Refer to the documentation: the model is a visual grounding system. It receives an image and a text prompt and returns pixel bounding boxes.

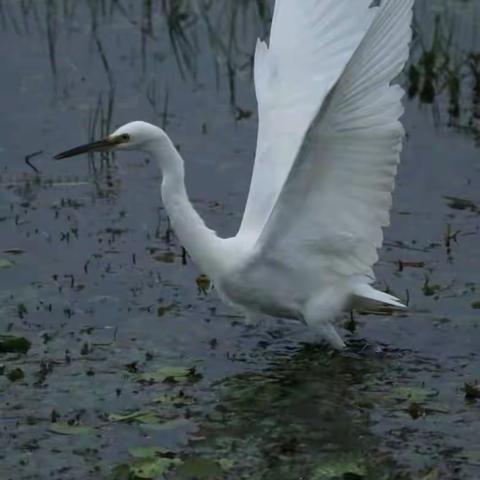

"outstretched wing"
[249,0,414,281]
[237,0,377,240]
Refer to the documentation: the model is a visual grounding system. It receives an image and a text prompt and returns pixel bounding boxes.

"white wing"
[237,0,378,240]
[246,0,413,282]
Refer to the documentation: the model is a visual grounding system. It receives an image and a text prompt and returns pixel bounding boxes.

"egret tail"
[352,283,406,309]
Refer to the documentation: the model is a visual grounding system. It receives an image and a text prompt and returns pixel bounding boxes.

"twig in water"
[25,150,43,173]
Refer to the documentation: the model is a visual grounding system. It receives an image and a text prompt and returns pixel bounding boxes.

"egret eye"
[121,134,130,142]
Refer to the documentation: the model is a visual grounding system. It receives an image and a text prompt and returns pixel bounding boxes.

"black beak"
[54,138,114,160]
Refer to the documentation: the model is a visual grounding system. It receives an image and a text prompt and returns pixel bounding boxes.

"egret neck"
[147,134,225,276]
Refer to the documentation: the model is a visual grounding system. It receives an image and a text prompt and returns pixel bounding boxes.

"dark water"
[0,1,479,479]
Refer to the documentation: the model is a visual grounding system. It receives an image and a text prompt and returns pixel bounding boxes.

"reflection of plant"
[5,0,480,142]
[406,3,480,144]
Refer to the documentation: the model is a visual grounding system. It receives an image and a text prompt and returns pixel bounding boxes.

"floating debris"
[444,196,478,212]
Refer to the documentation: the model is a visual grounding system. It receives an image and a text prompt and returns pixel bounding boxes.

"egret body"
[56,0,414,349]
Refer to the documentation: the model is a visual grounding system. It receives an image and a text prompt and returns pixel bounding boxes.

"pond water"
[0,1,479,479]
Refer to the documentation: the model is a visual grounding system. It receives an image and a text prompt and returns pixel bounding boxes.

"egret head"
[55,121,167,159]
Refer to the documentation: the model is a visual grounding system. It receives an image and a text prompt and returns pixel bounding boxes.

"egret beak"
[55,137,118,160]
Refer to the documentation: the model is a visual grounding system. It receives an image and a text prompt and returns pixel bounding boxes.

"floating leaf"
[391,386,438,403]
[471,302,480,310]
[0,335,31,354]
[111,464,130,480]
[312,453,366,480]
[444,196,478,212]
[422,277,442,296]
[420,467,440,480]
[49,423,94,435]
[7,368,24,382]
[153,392,195,407]
[176,458,223,479]
[131,457,182,479]
[140,366,198,383]
[0,258,14,269]
[128,446,171,459]
[154,252,176,264]
[109,410,160,424]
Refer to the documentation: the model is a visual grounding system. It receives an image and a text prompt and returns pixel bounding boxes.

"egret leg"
[303,290,349,350]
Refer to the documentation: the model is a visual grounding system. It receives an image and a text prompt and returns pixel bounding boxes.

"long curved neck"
[150,136,223,276]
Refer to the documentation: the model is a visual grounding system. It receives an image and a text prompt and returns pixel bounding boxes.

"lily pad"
[312,453,366,480]
[0,335,31,354]
[0,258,14,269]
[175,458,223,479]
[131,457,182,479]
[391,386,438,403]
[49,423,94,435]
[129,446,172,459]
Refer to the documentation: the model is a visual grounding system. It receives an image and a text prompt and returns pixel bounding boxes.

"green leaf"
[109,410,160,424]
[471,301,480,309]
[129,447,171,459]
[110,464,130,480]
[0,335,31,354]
[140,366,195,383]
[175,458,223,479]
[153,393,195,406]
[391,386,438,403]
[49,423,94,435]
[0,258,14,269]
[312,453,366,480]
[131,457,182,479]
[420,467,440,480]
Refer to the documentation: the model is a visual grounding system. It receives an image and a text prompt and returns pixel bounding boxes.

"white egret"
[56,0,414,349]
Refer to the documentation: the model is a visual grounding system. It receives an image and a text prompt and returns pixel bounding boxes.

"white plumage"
[56,0,414,349]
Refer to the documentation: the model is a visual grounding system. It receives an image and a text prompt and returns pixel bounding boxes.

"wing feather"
[250,0,414,282]
[238,0,377,240]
